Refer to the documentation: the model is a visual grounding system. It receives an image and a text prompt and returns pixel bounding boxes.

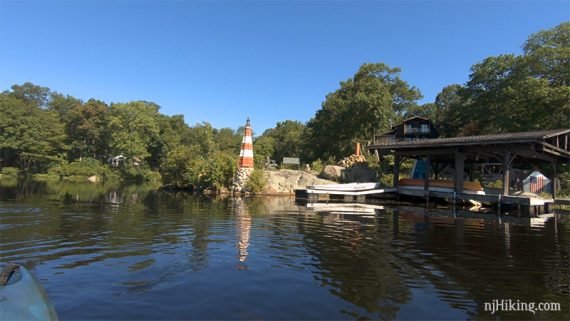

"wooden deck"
[295,184,556,215]
[396,188,553,207]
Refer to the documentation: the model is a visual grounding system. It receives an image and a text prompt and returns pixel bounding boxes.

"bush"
[202,151,237,190]
[379,173,394,187]
[539,192,553,199]
[120,164,161,183]
[1,167,20,176]
[48,158,109,179]
[246,169,268,193]
[486,179,503,189]
[310,159,324,174]
[161,145,200,189]
[161,147,236,190]
[324,156,337,165]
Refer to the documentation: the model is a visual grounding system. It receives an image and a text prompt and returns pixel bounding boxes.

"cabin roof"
[401,116,430,123]
[388,116,431,130]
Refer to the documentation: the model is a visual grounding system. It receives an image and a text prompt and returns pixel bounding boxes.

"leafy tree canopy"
[304,62,421,161]
[434,22,569,136]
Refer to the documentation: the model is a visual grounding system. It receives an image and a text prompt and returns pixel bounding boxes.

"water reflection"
[389,206,569,319]
[0,180,568,320]
[296,207,412,319]
[232,197,251,268]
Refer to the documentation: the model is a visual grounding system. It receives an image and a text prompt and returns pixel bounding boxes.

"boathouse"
[369,123,570,199]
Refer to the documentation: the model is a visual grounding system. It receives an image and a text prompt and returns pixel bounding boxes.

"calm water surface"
[0,179,568,320]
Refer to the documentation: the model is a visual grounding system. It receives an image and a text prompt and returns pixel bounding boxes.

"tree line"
[254,22,569,166]
[1,22,568,190]
[0,83,244,188]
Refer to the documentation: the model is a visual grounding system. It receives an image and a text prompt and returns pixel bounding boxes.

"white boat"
[307,182,381,191]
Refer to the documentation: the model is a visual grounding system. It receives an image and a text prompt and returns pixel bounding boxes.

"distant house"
[109,154,127,167]
[108,154,143,167]
[375,116,439,145]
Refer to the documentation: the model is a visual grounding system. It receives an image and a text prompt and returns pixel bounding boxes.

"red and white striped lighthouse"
[238,118,254,168]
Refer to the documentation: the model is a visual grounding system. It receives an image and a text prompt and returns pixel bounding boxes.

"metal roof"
[370,129,570,149]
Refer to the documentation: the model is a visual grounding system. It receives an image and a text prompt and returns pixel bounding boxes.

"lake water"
[0,179,568,320]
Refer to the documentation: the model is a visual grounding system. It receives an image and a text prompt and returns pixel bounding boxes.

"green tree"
[67,99,110,160]
[214,127,242,154]
[253,134,275,167]
[304,63,421,161]
[149,114,192,169]
[188,122,217,155]
[523,22,570,86]
[432,84,469,137]
[257,120,305,163]
[48,92,83,123]
[403,103,439,121]
[7,82,50,108]
[0,92,67,171]
[436,22,570,136]
[161,145,201,189]
[107,101,161,160]
[201,150,237,190]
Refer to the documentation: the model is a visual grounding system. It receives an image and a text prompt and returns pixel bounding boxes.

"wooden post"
[424,155,431,192]
[434,162,439,180]
[425,155,431,207]
[393,154,401,188]
[454,150,465,193]
[374,150,380,162]
[503,152,511,196]
[552,162,558,199]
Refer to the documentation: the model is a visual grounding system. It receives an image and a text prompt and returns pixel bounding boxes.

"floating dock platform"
[295,183,557,215]
[295,183,396,203]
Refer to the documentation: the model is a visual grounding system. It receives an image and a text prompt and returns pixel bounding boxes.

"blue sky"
[1,1,568,133]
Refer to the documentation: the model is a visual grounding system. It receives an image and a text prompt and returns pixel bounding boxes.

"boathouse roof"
[376,129,569,148]
[370,128,570,162]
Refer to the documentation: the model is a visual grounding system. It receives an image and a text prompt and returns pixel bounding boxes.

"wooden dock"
[295,185,557,215]
[395,188,553,206]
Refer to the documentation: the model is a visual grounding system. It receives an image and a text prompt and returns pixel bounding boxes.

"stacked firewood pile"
[337,154,367,168]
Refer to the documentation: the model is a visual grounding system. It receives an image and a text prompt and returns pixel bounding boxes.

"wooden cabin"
[375,116,439,145]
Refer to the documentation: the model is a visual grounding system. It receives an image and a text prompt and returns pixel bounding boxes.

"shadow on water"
[0,179,568,320]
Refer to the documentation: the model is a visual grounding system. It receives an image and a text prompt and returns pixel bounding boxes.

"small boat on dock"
[296,182,395,203]
[307,182,381,192]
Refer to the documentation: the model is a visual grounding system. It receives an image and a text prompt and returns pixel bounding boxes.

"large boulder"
[263,170,335,194]
[342,164,378,183]
[321,165,344,181]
